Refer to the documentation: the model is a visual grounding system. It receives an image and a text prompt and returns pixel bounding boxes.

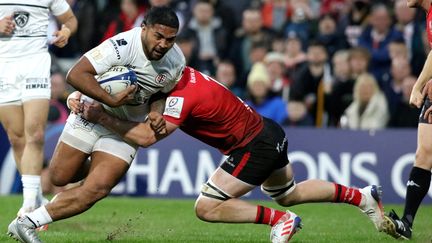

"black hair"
[142,6,179,29]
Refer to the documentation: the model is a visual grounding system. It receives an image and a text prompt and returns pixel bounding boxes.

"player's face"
[142,24,177,60]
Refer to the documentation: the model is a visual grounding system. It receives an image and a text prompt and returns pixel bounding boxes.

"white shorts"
[0,52,51,105]
[59,113,138,164]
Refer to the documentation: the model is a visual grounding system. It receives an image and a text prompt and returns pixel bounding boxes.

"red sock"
[333,183,362,206]
[254,205,286,226]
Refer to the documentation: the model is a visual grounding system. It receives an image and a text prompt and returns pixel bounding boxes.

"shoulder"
[165,44,186,67]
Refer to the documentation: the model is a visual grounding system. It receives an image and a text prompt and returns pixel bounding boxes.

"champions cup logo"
[13,11,30,27]
[155,73,168,84]
[168,98,178,107]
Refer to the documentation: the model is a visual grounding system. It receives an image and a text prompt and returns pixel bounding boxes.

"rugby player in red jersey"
[79,67,385,242]
[382,0,432,240]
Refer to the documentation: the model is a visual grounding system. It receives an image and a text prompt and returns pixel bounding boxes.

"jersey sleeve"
[83,36,130,74]
[50,0,70,16]
[163,93,194,125]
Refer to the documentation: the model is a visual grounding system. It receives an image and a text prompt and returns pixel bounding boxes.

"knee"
[50,171,68,187]
[7,131,25,151]
[25,127,45,146]
[415,145,432,168]
[194,198,215,222]
[49,164,69,186]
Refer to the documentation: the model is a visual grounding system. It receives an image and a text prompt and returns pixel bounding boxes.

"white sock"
[25,206,53,227]
[21,175,40,209]
[37,184,46,204]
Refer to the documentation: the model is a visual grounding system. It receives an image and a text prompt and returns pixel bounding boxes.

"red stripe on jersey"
[232,152,251,177]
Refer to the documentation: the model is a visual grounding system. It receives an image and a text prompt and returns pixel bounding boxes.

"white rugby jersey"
[0,0,70,59]
[84,27,186,122]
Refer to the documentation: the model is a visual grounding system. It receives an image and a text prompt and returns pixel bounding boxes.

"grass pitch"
[0,195,431,242]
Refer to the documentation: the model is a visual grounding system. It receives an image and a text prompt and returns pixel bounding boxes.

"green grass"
[0,195,431,242]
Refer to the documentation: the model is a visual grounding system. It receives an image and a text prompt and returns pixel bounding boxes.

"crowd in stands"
[48,0,426,130]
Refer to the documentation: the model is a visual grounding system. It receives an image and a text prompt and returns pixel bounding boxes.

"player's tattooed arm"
[82,102,169,147]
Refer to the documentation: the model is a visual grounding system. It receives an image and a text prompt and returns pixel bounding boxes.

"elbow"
[66,68,78,87]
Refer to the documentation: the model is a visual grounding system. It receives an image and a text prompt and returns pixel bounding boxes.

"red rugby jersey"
[427,6,432,47]
[163,67,264,154]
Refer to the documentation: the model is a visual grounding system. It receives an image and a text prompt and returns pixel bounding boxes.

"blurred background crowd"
[48,0,426,130]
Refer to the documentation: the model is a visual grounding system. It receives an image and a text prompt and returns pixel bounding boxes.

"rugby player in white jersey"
[7,6,185,243]
[0,0,77,218]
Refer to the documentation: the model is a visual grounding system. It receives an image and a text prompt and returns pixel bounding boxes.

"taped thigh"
[261,178,296,200]
[200,179,233,201]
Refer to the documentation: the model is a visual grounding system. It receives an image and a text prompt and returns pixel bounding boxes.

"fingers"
[69,99,82,113]
[0,16,15,35]
[424,106,432,123]
[148,111,166,134]
[51,30,69,47]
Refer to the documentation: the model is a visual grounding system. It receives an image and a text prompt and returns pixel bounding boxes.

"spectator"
[327,50,354,126]
[349,47,370,80]
[339,0,371,47]
[215,60,243,98]
[394,0,426,76]
[384,57,412,117]
[388,76,421,128]
[388,39,409,60]
[316,14,349,58]
[264,52,291,101]
[284,0,314,44]
[48,72,70,125]
[182,0,228,75]
[229,8,275,86]
[245,63,288,124]
[358,4,404,87]
[283,101,314,126]
[261,0,290,33]
[342,73,389,130]
[101,0,146,41]
[283,34,307,77]
[289,41,331,127]
[176,31,199,67]
[320,0,349,18]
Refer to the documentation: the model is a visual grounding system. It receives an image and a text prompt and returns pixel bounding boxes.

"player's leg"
[0,60,25,169]
[402,123,432,226]
[7,151,130,242]
[17,52,52,215]
[14,99,50,215]
[0,104,25,170]
[195,118,301,242]
[49,141,90,186]
[383,100,432,240]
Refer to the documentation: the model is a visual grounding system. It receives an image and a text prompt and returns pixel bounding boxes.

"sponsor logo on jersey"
[109,39,121,60]
[164,96,184,118]
[14,11,29,28]
[155,73,168,84]
[25,78,49,89]
[116,39,128,46]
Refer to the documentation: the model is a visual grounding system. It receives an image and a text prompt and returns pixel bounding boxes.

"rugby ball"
[97,66,137,95]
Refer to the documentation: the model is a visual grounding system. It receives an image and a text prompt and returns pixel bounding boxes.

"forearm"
[97,113,159,147]
[66,58,113,104]
[59,10,77,36]
[149,92,167,113]
[415,51,432,90]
